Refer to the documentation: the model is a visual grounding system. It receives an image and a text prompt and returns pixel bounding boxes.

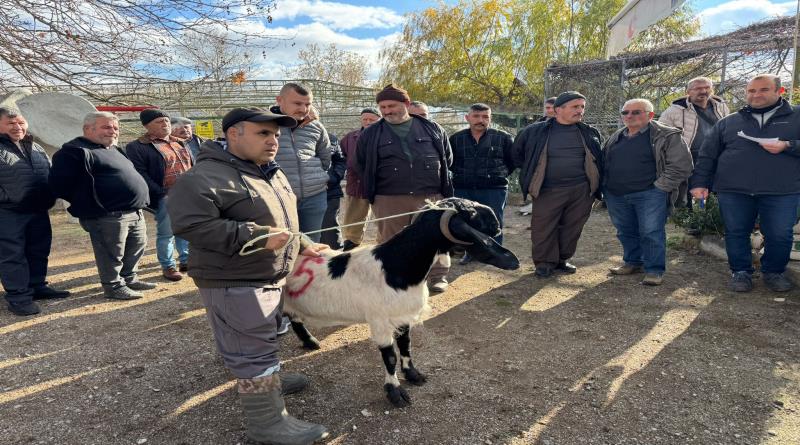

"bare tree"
[289,43,369,86]
[0,1,280,101]
[180,28,257,83]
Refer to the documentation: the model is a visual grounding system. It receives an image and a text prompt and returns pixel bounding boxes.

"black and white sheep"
[283,198,520,407]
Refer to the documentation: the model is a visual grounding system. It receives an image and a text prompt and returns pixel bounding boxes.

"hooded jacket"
[0,133,55,212]
[167,139,302,288]
[689,98,800,195]
[49,137,149,218]
[658,96,730,154]
[269,105,332,200]
[602,120,693,209]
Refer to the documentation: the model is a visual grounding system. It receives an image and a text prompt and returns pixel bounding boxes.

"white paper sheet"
[737,131,779,144]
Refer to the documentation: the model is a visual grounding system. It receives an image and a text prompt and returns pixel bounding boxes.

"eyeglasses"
[620,110,646,116]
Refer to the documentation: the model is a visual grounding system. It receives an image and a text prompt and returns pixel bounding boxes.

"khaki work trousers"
[341,195,371,245]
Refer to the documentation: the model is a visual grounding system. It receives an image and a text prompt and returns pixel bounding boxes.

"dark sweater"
[604,128,657,196]
[50,137,150,218]
[543,122,587,188]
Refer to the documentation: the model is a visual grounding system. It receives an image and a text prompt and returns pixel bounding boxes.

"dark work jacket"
[512,119,604,200]
[690,99,800,195]
[449,127,515,189]
[0,133,55,212]
[356,116,453,203]
[341,128,366,198]
[125,134,189,210]
[327,139,347,200]
[49,137,150,218]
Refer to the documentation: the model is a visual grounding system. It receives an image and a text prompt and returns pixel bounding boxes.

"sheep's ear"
[449,218,520,270]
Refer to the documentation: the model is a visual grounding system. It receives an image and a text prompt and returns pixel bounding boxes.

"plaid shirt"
[153,138,192,189]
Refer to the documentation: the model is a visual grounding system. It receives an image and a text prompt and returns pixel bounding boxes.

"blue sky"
[262,0,797,79]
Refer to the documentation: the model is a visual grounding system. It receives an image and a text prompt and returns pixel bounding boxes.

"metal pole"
[791,3,800,103]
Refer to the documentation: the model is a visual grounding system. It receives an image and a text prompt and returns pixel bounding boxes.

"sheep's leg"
[379,344,411,407]
[290,320,321,350]
[395,325,427,386]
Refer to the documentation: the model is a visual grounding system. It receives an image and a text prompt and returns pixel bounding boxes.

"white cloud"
[271,0,405,30]
[698,0,796,35]
[231,21,399,81]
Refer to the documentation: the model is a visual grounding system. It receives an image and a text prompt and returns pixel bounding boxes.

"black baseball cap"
[222,107,297,133]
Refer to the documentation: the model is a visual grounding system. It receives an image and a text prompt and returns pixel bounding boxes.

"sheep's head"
[433,198,520,270]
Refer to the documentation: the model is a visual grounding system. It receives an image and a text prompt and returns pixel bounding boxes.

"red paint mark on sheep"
[287,256,325,298]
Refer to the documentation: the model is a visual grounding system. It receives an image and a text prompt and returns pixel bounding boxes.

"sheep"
[282,197,520,407]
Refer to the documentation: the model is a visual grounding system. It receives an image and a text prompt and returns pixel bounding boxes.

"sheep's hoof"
[302,337,321,350]
[384,383,411,408]
[403,368,428,386]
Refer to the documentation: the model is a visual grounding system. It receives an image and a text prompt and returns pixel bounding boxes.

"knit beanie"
[361,107,381,117]
[375,84,410,104]
[554,91,586,108]
[140,109,169,126]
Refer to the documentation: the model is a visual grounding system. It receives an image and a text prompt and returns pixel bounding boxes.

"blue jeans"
[156,198,189,269]
[454,187,507,244]
[297,191,328,243]
[717,192,800,274]
[605,187,669,275]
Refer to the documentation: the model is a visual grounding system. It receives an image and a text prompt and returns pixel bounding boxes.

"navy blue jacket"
[326,136,347,201]
[125,135,187,210]
[0,133,55,212]
[690,99,800,195]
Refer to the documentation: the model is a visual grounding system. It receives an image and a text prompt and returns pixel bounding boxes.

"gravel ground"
[0,203,798,445]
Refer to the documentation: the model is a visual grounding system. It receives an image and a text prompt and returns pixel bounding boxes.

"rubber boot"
[239,375,328,445]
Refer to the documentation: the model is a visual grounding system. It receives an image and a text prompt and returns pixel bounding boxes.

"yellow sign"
[195,120,215,139]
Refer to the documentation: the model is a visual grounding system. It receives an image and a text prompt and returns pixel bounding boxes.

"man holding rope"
[168,107,328,444]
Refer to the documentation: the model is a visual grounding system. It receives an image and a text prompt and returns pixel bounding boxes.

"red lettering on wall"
[287,256,325,298]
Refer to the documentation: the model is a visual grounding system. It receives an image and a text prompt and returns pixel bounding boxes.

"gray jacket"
[603,120,693,209]
[270,107,332,200]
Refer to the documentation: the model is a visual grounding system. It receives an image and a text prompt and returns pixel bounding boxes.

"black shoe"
[32,286,70,300]
[763,272,794,292]
[126,280,158,291]
[555,262,577,274]
[178,263,188,273]
[277,316,291,335]
[104,286,143,300]
[729,271,753,292]
[342,240,359,252]
[8,301,41,316]
[535,266,553,278]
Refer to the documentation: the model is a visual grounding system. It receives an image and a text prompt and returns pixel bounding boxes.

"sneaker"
[762,272,794,292]
[641,273,663,286]
[162,267,183,282]
[8,301,41,316]
[535,265,553,278]
[428,278,449,293]
[555,262,577,274]
[610,264,644,275]
[277,316,291,336]
[178,263,189,273]
[126,280,158,291]
[729,271,753,293]
[104,286,143,300]
[32,286,71,300]
[458,254,472,266]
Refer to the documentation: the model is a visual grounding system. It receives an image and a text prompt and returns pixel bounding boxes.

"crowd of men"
[1,74,798,443]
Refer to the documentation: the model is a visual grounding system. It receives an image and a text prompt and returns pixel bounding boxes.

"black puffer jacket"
[449,128,515,189]
[0,133,55,212]
[326,135,347,200]
[690,99,800,195]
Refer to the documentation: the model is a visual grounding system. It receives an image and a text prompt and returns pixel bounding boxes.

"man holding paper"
[689,74,800,293]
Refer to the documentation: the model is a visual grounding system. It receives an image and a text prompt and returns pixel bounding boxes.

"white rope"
[238,200,455,256]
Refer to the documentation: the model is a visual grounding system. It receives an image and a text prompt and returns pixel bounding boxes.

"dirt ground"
[1,202,799,445]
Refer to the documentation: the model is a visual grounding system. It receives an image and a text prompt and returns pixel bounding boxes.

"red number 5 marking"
[287,256,325,298]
